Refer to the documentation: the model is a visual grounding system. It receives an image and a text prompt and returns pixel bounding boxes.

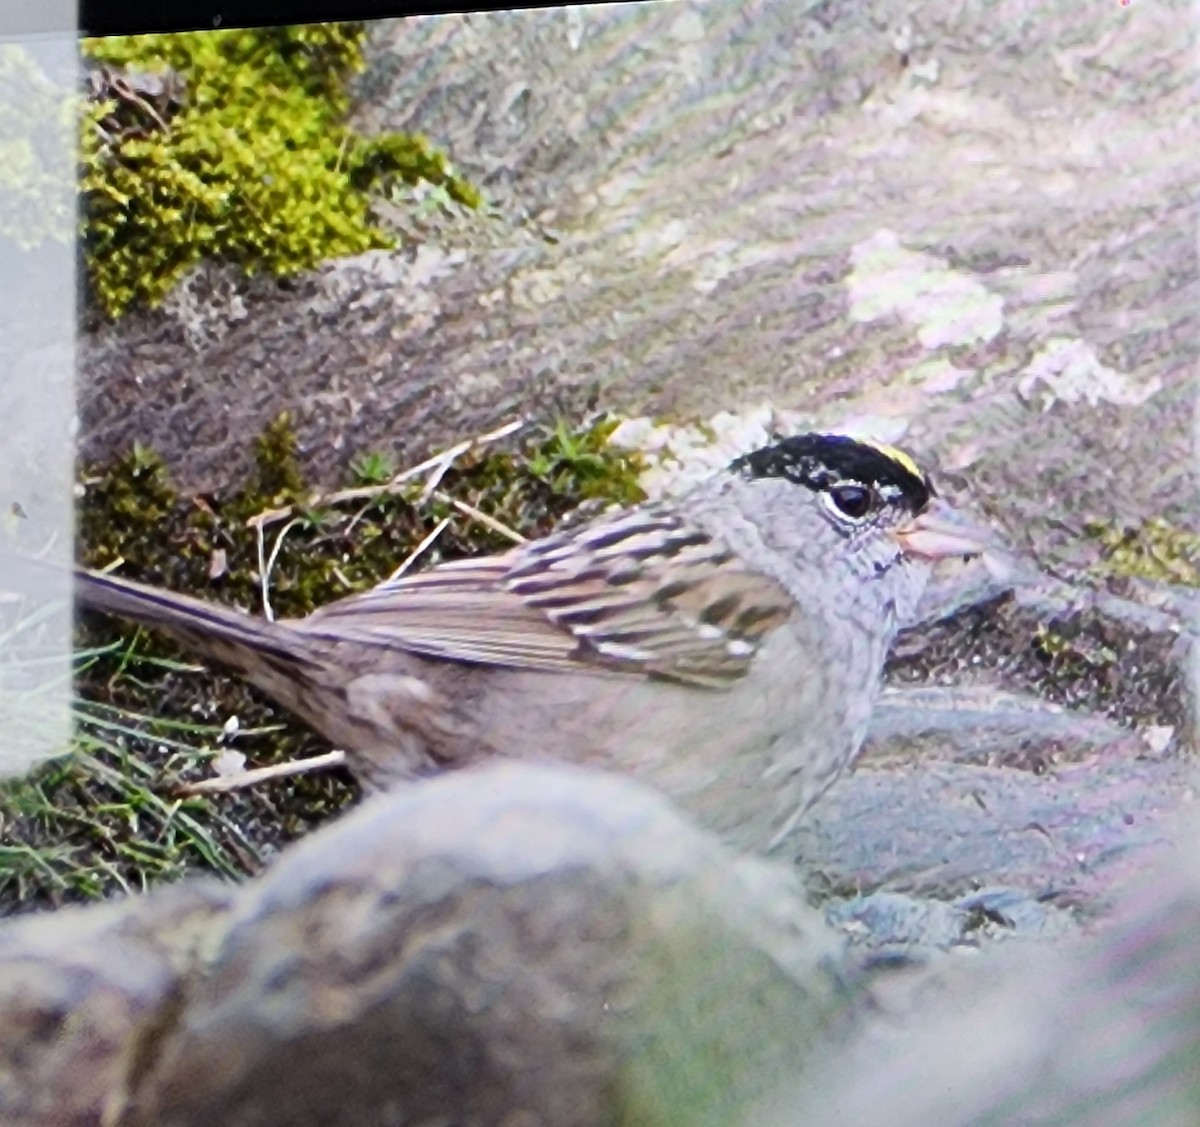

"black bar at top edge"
[78,0,633,37]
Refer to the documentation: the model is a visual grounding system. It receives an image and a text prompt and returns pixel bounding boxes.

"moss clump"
[81,24,480,318]
[1085,516,1200,587]
[77,441,178,569]
[2,413,645,914]
[250,410,306,505]
[525,417,648,506]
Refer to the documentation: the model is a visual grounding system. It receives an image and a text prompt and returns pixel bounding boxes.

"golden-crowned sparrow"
[70,432,995,851]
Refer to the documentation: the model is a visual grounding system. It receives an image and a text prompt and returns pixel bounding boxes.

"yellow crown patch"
[858,438,925,482]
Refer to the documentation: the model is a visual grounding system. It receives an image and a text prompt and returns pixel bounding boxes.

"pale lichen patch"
[846,228,1004,350]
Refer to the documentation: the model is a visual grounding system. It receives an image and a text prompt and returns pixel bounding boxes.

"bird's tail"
[73,567,312,679]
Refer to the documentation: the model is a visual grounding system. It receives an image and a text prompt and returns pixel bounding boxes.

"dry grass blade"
[386,515,452,583]
[259,517,303,622]
[434,493,526,544]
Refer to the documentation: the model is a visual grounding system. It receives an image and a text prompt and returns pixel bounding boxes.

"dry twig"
[174,749,348,796]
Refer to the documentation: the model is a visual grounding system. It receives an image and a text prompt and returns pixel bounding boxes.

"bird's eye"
[828,484,874,520]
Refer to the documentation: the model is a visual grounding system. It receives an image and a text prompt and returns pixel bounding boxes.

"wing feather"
[295,505,793,687]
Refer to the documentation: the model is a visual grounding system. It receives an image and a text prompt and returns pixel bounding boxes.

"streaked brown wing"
[296,506,794,688]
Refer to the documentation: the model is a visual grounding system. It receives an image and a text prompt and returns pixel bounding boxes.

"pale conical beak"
[893,497,1002,562]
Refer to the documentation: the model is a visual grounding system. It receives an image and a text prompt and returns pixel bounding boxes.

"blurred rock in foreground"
[0,762,841,1127]
[9,758,1200,1125]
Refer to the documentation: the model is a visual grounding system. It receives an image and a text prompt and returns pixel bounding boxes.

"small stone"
[1142,725,1175,755]
[211,749,245,777]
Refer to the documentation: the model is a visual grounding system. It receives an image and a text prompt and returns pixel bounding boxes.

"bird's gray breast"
[439,606,880,852]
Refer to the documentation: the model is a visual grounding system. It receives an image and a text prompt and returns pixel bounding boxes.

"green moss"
[77,441,179,569]
[250,411,306,505]
[81,24,480,318]
[3,414,645,913]
[347,131,480,209]
[1085,516,1200,587]
[525,417,648,505]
